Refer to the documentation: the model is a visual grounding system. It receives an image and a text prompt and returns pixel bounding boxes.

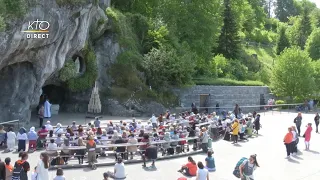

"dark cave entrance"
[41,85,66,105]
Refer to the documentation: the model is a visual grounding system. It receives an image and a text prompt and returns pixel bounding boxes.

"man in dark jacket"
[0,158,6,180]
[142,142,157,168]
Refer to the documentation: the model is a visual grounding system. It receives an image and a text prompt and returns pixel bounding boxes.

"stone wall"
[174,86,273,113]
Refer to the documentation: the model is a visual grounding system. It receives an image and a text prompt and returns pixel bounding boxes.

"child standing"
[31,166,38,180]
[304,123,313,150]
[53,168,65,180]
[5,157,13,180]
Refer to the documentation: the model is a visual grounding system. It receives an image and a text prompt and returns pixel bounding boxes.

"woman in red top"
[304,123,313,150]
[177,156,197,176]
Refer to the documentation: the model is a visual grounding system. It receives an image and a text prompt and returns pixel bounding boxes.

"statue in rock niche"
[74,57,80,73]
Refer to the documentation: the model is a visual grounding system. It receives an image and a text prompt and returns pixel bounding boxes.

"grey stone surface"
[175,86,273,113]
[0,0,111,123]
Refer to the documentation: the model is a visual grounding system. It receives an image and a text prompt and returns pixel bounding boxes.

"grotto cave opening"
[41,84,66,106]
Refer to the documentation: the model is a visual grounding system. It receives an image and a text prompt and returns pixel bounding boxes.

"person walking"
[12,152,30,180]
[239,154,260,180]
[314,113,319,133]
[304,123,313,150]
[284,127,293,159]
[231,119,240,144]
[294,112,302,136]
[36,152,50,180]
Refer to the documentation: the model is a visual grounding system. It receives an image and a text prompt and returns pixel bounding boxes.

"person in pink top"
[304,123,312,150]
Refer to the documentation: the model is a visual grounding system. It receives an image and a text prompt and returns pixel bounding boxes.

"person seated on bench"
[177,156,197,176]
[162,132,171,155]
[106,158,126,179]
[76,138,86,164]
[60,138,70,165]
[78,125,84,137]
[142,142,157,168]
[111,131,120,144]
[54,123,64,135]
[127,134,138,160]
[137,130,144,142]
[47,139,58,156]
[71,121,77,132]
[115,136,126,160]
[170,131,179,147]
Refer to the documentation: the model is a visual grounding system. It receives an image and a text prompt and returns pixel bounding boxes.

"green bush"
[194,78,264,86]
[67,47,98,92]
[59,60,77,82]
[275,100,285,105]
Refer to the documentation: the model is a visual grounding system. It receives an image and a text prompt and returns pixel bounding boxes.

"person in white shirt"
[106,158,126,179]
[6,127,16,152]
[17,127,28,152]
[196,161,209,180]
[36,152,50,180]
[150,114,158,128]
[31,166,38,180]
[45,121,53,131]
[54,123,64,134]
[47,139,58,156]
[53,168,65,180]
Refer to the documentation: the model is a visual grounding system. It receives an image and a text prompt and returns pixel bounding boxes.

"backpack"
[12,161,26,180]
[232,157,247,178]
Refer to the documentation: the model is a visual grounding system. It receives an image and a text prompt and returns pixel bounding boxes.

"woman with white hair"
[54,123,64,134]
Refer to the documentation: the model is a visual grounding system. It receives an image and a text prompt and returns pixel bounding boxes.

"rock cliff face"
[0,0,166,123]
[0,0,110,122]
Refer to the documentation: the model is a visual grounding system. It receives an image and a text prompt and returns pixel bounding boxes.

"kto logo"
[22,19,50,39]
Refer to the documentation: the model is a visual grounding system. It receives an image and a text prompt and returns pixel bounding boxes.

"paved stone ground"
[3,111,320,180]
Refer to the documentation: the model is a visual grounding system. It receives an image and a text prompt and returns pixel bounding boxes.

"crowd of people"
[283,112,316,159]
[0,104,264,180]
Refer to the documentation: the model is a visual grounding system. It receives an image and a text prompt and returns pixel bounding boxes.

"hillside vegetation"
[1,0,320,102]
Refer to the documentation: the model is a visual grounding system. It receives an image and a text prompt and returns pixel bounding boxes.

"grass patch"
[194,78,264,86]
[243,45,276,68]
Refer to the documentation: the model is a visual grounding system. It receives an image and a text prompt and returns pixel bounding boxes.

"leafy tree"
[159,0,223,61]
[305,28,320,60]
[296,1,312,49]
[312,61,320,91]
[217,0,241,59]
[275,0,298,22]
[271,47,314,100]
[142,46,195,91]
[310,9,320,29]
[276,25,290,55]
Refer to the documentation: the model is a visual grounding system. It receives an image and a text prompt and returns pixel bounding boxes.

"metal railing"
[171,103,308,115]
[0,119,20,130]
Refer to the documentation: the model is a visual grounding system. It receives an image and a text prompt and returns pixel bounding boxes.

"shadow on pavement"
[142,166,157,171]
[306,150,320,154]
[288,158,300,164]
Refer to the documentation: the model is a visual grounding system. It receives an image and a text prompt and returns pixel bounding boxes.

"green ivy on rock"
[59,60,77,82]
[67,45,98,92]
